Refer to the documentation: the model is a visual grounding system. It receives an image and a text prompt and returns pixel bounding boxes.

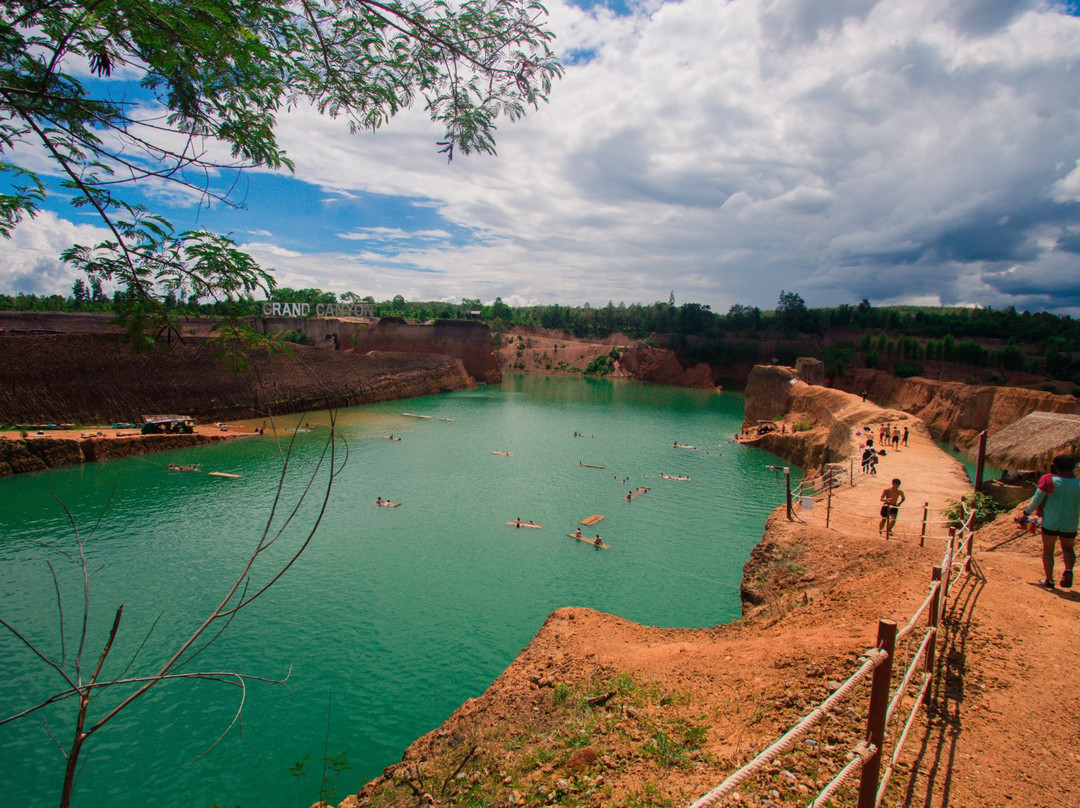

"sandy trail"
[748,397,1080,806]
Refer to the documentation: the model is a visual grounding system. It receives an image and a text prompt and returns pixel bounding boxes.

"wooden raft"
[568,533,610,549]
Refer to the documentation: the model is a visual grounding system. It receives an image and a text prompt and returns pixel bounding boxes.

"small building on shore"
[141,415,195,435]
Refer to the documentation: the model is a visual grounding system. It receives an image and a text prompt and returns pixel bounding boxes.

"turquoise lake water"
[0,375,798,807]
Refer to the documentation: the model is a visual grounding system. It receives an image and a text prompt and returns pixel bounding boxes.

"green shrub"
[585,353,614,375]
[277,329,306,344]
[894,362,923,378]
[942,492,1008,531]
[1038,381,1059,394]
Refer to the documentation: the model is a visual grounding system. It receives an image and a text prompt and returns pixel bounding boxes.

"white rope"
[895,583,941,643]
[876,674,934,806]
[809,743,877,808]
[884,629,934,729]
[688,649,887,808]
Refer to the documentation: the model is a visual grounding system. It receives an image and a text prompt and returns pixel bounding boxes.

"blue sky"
[5,0,1080,315]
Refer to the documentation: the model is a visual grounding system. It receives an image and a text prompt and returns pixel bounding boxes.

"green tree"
[774,290,814,333]
[491,296,512,322]
[1,0,561,344]
[70,278,88,307]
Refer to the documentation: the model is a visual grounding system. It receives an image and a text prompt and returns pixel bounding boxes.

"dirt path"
[790,409,1080,806]
[895,523,1080,807]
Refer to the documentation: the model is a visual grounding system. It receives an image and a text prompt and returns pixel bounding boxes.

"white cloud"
[255,0,1080,312]
[337,227,454,243]
[9,0,1080,314]
[0,212,111,296]
[1050,160,1080,202]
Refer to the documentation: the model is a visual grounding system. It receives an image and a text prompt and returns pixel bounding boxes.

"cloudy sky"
[6,0,1080,315]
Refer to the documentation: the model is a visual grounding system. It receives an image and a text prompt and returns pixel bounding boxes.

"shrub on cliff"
[942,492,1009,531]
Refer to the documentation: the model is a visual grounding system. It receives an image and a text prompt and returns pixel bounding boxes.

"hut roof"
[985,411,1080,470]
[142,414,193,424]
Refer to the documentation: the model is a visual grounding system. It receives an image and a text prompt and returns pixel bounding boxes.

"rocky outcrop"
[0,434,228,476]
[618,344,717,388]
[753,429,828,473]
[743,364,914,474]
[744,365,800,424]
[254,316,502,384]
[836,369,1080,450]
[796,357,826,385]
[349,318,501,384]
[0,334,475,426]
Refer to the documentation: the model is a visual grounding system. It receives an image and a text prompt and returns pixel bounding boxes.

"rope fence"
[788,449,978,545]
[688,507,975,807]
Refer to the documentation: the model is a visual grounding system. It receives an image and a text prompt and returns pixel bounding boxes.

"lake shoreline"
[343,367,988,807]
[0,428,247,476]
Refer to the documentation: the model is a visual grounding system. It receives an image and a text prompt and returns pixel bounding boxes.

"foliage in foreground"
[0,0,562,346]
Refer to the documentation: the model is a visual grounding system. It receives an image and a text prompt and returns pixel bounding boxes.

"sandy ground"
[0,422,258,441]
[343,393,1079,808]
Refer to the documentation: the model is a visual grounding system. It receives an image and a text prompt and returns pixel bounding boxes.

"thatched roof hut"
[986,411,1080,470]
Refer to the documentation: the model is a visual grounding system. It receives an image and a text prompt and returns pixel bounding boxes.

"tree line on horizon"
[3,286,1079,387]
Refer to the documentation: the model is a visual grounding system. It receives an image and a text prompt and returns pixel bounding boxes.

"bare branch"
[0,617,75,690]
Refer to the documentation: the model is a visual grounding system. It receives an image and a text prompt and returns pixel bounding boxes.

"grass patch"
[361,671,710,807]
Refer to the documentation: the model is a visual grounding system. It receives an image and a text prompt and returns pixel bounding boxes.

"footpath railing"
[688,496,977,807]
[790,458,962,543]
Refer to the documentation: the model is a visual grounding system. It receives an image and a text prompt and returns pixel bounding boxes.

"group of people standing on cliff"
[877,423,908,448]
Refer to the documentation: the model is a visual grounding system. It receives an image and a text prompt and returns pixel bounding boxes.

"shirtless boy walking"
[879,478,906,535]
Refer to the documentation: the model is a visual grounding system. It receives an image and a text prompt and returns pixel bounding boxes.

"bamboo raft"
[568,533,609,549]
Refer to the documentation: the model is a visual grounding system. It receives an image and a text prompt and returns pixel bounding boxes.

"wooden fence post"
[826,478,832,529]
[920,502,928,547]
[974,430,987,492]
[857,619,897,808]
[785,467,793,521]
[925,566,942,705]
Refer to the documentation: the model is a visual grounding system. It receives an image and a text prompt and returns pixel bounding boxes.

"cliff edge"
[341,374,1078,808]
[0,333,475,427]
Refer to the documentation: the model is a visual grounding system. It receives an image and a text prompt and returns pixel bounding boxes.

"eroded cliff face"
[836,369,1080,449]
[349,318,501,384]
[0,434,228,476]
[618,344,717,388]
[252,316,502,384]
[0,334,475,427]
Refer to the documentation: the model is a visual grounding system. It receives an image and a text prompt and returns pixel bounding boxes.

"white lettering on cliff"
[260,302,374,318]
